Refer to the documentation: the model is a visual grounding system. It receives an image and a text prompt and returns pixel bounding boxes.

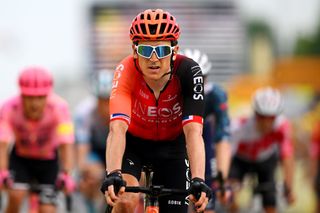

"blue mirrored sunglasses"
[135,45,173,59]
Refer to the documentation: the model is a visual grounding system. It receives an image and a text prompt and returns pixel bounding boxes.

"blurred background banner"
[89,1,245,83]
[1,0,320,211]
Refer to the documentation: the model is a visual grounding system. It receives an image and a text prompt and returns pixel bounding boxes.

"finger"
[196,198,208,213]
[118,186,126,195]
[108,185,118,201]
[105,193,116,206]
[188,194,197,203]
[194,192,206,207]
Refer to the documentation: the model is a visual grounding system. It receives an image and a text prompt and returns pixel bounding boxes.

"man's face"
[132,40,179,81]
[255,112,276,134]
[22,95,47,120]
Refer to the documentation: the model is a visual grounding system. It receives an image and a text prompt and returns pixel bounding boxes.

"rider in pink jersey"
[0,66,75,213]
[228,87,295,213]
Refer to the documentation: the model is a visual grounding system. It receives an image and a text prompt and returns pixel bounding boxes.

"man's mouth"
[149,65,160,70]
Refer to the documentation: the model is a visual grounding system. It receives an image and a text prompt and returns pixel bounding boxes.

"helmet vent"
[147,14,151,20]
[173,26,179,33]
[167,24,172,32]
[160,23,166,34]
[135,25,139,34]
[148,24,157,35]
[163,13,167,19]
[155,14,159,20]
[140,14,144,20]
[140,24,147,34]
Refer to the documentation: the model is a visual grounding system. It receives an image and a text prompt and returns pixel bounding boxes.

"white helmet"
[252,87,283,116]
[180,49,212,75]
[91,69,113,99]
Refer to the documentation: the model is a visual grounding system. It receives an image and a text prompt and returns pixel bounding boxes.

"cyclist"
[100,9,211,213]
[228,87,295,213]
[310,120,320,213]
[180,49,232,212]
[75,69,113,213]
[0,66,75,213]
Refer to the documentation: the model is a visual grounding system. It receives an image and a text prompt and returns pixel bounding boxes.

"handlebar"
[125,185,189,197]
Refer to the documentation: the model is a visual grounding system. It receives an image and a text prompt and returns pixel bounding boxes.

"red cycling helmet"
[18,66,53,96]
[129,9,180,42]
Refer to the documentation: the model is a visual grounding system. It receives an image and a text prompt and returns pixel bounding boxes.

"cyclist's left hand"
[188,177,212,213]
[216,186,233,205]
[0,170,13,190]
[56,171,76,194]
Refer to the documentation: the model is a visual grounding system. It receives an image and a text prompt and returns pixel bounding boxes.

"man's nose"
[149,51,159,61]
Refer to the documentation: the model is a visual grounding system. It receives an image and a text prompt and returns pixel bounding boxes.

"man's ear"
[172,45,179,61]
[132,44,138,59]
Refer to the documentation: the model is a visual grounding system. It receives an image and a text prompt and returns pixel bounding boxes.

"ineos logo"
[191,66,204,100]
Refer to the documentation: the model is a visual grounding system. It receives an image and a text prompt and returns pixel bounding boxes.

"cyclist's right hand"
[100,170,126,206]
[0,170,13,190]
[283,183,295,205]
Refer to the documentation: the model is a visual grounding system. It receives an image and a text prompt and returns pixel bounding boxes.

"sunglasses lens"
[155,46,172,58]
[136,45,172,59]
[137,45,154,58]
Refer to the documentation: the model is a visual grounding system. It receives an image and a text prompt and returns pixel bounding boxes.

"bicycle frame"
[126,166,188,213]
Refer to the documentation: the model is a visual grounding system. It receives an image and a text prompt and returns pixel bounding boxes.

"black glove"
[100,170,126,195]
[189,177,213,201]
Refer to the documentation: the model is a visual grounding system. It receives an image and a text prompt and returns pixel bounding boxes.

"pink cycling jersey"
[0,94,74,160]
[230,115,293,161]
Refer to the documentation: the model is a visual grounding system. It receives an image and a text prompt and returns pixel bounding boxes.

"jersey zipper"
[146,79,171,141]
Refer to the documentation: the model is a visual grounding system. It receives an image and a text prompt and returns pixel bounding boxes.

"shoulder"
[274,115,291,131]
[0,96,20,112]
[211,84,227,96]
[117,55,136,72]
[175,54,200,76]
[207,84,228,101]
[47,93,70,112]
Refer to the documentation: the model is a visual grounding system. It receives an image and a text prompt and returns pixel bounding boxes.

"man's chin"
[26,112,43,120]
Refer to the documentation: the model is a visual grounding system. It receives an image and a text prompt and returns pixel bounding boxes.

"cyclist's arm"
[209,86,231,179]
[184,122,205,179]
[59,143,74,174]
[0,142,9,170]
[178,58,206,179]
[282,155,294,192]
[215,140,231,179]
[279,119,295,195]
[55,98,76,174]
[76,144,90,170]
[0,103,13,171]
[106,58,134,173]
[74,108,92,170]
[106,120,128,173]
[310,122,320,179]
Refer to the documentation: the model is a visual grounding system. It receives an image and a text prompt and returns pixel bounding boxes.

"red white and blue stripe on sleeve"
[182,115,203,126]
[110,113,131,125]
